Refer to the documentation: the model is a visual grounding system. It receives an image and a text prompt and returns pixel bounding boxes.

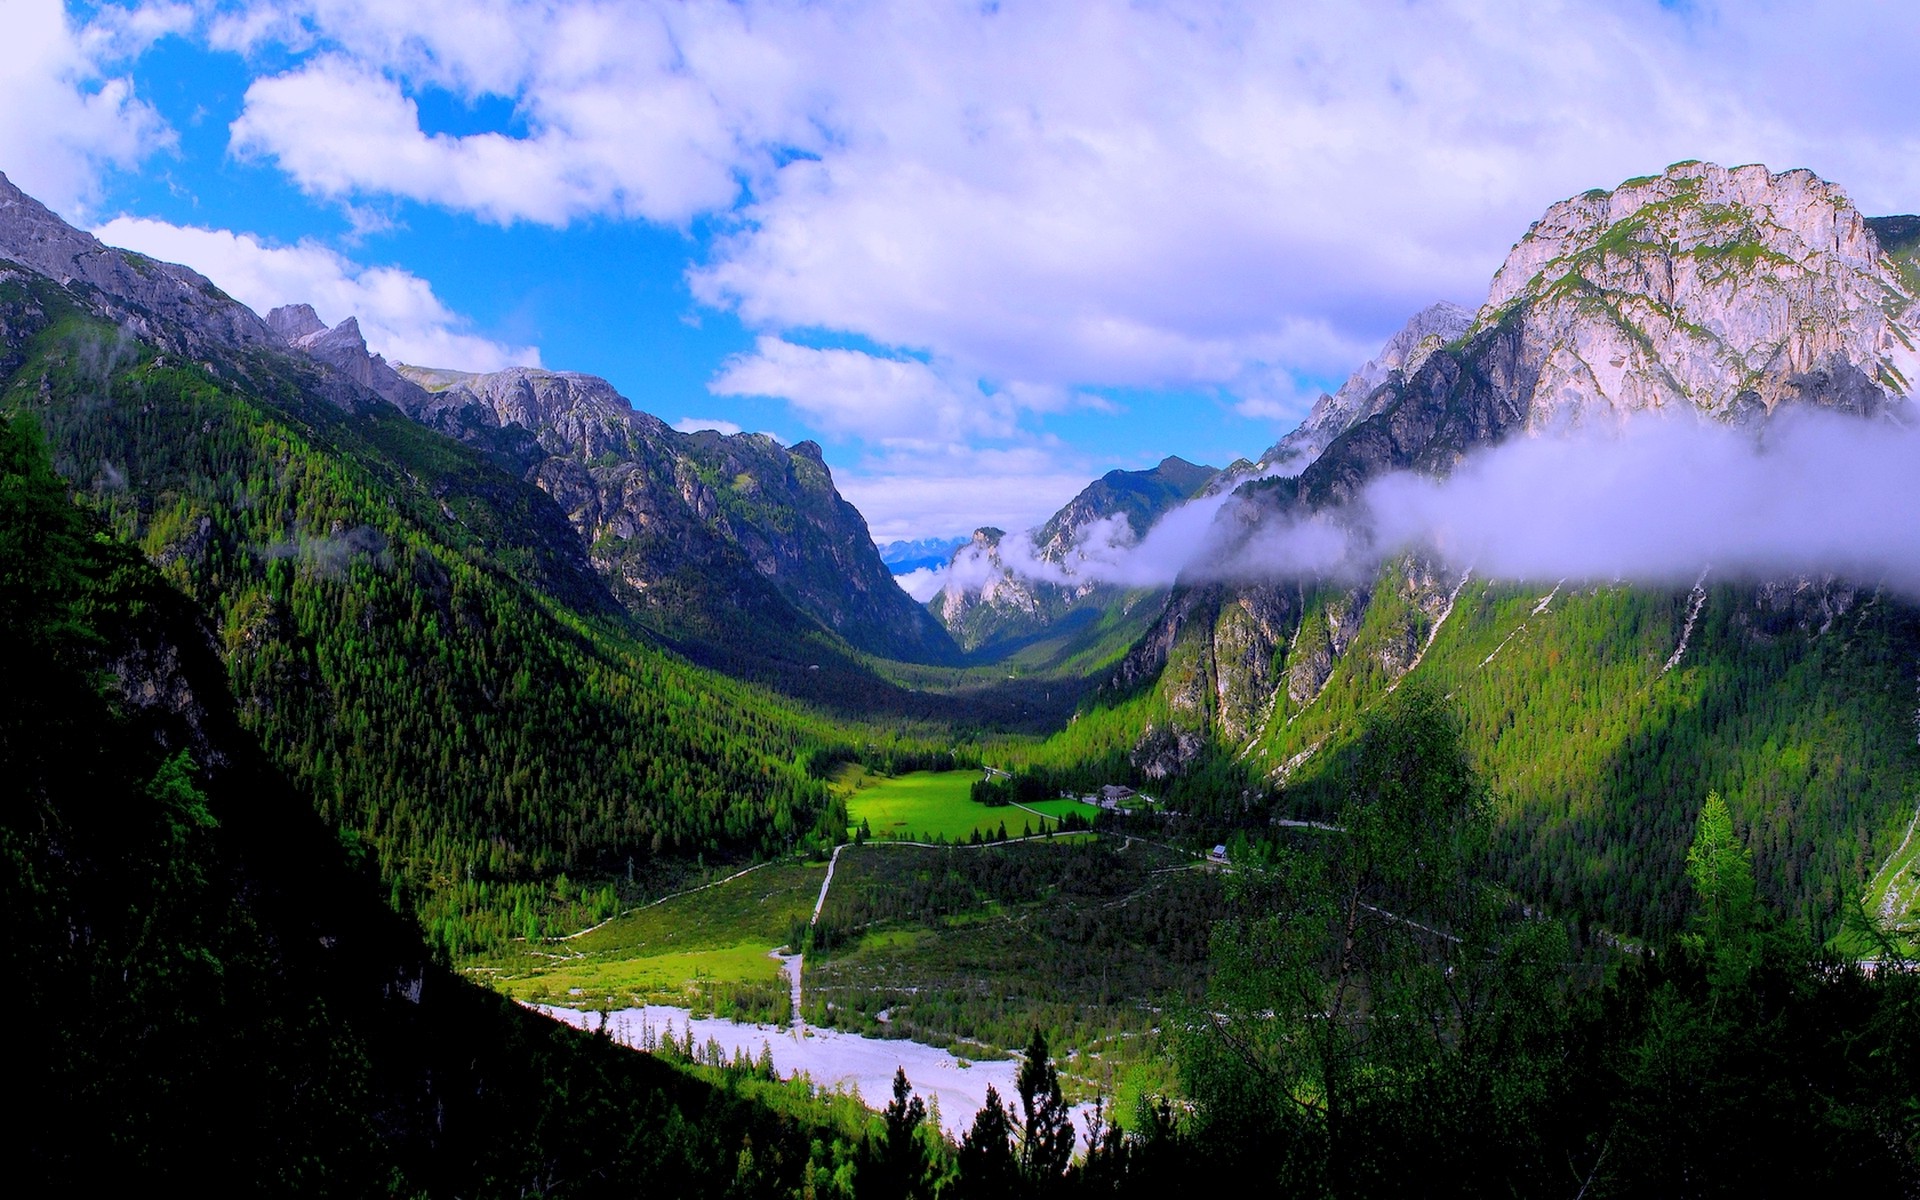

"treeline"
[1160,684,1920,1197]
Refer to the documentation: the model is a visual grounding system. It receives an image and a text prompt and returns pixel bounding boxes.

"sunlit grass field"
[842,767,1002,841]
[1014,796,1106,824]
[841,766,1103,842]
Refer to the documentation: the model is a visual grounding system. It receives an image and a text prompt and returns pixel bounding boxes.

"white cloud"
[91,215,540,371]
[0,0,175,219]
[709,337,1021,443]
[962,412,1920,600]
[223,4,777,225]
[673,416,742,435]
[190,0,1920,423]
[893,566,946,603]
[832,443,1092,544]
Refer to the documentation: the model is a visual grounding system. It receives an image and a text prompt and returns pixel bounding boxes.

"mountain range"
[948,161,1920,939]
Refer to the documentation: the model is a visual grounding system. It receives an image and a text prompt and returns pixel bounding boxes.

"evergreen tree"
[953,1086,1020,1199]
[1016,1029,1076,1188]
[870,1067,931,1199]
[1684,790,1757,978]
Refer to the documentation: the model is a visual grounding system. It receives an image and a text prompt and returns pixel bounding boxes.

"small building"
[1208,844,1229,864]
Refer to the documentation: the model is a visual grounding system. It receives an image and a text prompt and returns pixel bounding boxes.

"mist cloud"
[939,412,1920,600]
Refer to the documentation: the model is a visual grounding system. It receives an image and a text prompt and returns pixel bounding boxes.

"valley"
[7,154,1920,1195]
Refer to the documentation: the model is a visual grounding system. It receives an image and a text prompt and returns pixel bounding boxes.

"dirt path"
[555,860,775,942]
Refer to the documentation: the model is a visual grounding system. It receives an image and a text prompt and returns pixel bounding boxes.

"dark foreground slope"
[0,415,859,1195]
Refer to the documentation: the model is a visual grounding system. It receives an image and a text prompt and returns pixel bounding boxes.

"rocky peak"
[388,363,955,663]
[1031,455,1217,565]
[0,171,275,352]
[395,365,673,460]
[1263,301,1475,471]
[266,303,327,341]
[1476,160,1917,425]
[274,305,430,411]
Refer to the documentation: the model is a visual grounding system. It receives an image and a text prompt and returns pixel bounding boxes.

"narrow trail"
[555,860,774,943]
[811,843,847,926]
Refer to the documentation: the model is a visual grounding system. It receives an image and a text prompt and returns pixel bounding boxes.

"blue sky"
[11,1,1920,540]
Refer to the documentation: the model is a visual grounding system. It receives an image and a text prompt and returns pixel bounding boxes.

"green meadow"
[473,858,826,1020]
[841,766,1103,842]
[842,767,1002,841]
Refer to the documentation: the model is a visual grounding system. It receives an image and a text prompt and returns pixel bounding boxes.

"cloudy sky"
[15,1,1920,540]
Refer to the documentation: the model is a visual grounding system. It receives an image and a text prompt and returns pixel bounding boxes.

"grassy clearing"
[843,767,1006,842]
[466,858,825,1021]
[840,767,1102,843]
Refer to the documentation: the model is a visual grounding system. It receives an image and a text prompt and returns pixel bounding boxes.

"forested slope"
[0,265,853,953]
[0,413,879,1194]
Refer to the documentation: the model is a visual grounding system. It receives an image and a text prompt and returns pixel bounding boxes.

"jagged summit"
[1475,160,1917,425]
[266,304,430,410]
[1263,301,1475,473]
[384,361,956,664]
[0,171,275,353]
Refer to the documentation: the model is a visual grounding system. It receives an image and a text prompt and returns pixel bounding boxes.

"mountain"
[933,455,1217,664]
[258,304,954,666]
[879,535,969,575]
[0,170,876,955]
[1066,162,1920,940]
[1260,301,1474,473]
[0,178,278,356]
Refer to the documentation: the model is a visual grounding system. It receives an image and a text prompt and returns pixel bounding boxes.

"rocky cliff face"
[1118,161,1920,770]
[1476,161,1915,427]
[389,363,956,663]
